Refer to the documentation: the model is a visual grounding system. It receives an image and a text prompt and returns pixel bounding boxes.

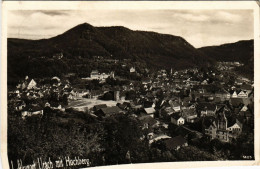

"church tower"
[217,107,227,130]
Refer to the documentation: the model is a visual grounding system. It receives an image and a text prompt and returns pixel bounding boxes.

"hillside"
[198,40,253,64]
[8,23,213,84]
[198,40,254,79]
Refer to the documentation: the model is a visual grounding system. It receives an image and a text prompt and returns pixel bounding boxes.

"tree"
[102,114,147,165]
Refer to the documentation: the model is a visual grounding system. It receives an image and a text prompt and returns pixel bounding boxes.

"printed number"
[243,155,252,159]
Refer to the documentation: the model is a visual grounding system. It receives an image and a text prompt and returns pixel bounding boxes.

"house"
[204,119,217,139]
[201,80,208,85]
[15,90,20,94]
[240,105,248,112]
[90,70,99,79]
[53,52,63,59]
[142,78,151,85]
[187,103,196,109]
[199,103,217,116]
[172,102,181,112]
[226,119,243,134]
[138,115,159,130]
[38,91,44,98]
[68,93,77,100]
[162,101,174,114]
[53,104,64,111]
[15,101,26,111]
[21,106,43,119]
[203,115,230,142]
[93,104,107,112]
[116,102,131,110]
[91,90,104,98]
[74,89,89,97]
[182,96,192,104]
[237,90,248,98]
[45,102,51,107]
[231,91,238,98]
[171,114,185,126]
[182,109,197,123]
[27,79,37,89]
[130,67,135,73]
[215,130,230,142]
[96,106,122,117]
[88,70,112,80]
[144,107,156,118]
[215,90,231,100]
[163,136,188,150]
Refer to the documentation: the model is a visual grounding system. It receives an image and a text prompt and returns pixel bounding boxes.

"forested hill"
[198,40,254,79]
[8,23,212,81]
[198,40,253,64]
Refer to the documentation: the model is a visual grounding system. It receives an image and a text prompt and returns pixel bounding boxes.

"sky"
[7,10,253,48]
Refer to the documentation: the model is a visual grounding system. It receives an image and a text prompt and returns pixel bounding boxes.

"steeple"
[217,106,227,130]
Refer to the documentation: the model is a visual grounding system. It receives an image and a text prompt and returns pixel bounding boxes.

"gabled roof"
[161,100,171,108]
[171,113,183,120]
[144,107,156,114]
[94,104,107,110]
[100,106,122,115]
[198,103,216,111]
[138,115,157,126]
[163,136,187,150]
[182,109,196,117]
[227,117,242,128]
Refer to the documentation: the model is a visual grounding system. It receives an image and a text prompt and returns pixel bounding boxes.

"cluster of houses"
[82,70,115,81]
[10,76,75,119]
[9,62,254,151]
[95,66,251,144]
[216,61,244,71]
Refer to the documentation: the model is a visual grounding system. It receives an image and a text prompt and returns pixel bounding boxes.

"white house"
[171,115,185,126]
[130,67,136,73]
[231,91,238,98]
[15,102,26,111]
[237,90,248,98]
[45,102,51,107]
[88,70,113,80]
[227,120,243,134]
[90,70,99,79]
[22,109,43,119]
[27,79,37,89]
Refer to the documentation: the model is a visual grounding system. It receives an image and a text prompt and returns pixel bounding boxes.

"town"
[8,57,254,165]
